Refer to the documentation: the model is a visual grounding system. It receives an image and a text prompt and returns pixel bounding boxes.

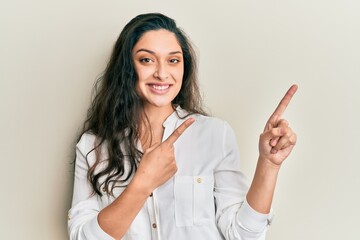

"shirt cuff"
[236,199,271,232]
[83,215,115,240]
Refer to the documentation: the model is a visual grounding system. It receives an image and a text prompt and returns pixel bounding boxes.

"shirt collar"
[162,105,189,128]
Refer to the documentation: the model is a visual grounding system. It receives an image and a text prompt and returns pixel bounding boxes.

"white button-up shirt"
[68,107,273,240]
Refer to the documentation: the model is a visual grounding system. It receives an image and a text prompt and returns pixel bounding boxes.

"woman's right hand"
[134,118,195,195]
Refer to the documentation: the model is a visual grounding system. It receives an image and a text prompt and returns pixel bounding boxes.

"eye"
[169,58,180,64]
[139,57,153,63]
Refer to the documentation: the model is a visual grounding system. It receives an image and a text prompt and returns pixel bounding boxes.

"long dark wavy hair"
[81,13,207,196]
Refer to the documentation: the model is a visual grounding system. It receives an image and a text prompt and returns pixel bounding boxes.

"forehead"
[133,29,182,53]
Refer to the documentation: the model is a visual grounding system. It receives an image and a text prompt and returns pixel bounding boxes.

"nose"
[154,62,169,80]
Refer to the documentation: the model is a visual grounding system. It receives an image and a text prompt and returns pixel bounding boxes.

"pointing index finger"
[268,84,298,123]
[164,117,195,146]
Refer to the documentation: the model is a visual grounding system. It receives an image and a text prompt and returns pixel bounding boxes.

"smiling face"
[133,29,184,112]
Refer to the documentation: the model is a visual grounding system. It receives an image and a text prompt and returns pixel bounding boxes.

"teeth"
[151,85,169,90]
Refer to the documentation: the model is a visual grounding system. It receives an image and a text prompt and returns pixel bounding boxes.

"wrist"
[128,174,154,197]
[246,157,281,214]
[258,155,283,171]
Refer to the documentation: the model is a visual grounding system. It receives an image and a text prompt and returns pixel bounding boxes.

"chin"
[144,99,174,109]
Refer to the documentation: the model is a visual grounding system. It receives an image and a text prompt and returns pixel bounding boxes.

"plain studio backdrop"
[1,0,359,239]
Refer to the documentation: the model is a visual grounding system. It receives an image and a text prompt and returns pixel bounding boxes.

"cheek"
[135,80,141,92]
[134,64,152,82]
[135,78,146,99]
[174,66,184,82]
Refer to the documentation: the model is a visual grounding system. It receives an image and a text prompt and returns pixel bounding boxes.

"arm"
[68,134,114,240]
[68,133,154,240]
[215,85,297,239]
[94,118,195,239]
[215,122,271,240]
[69,119,194,239]
[247,85,298,214]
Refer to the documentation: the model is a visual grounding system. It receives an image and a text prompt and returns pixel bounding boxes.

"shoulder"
[75,132,109,167]
[76,132,106,160]
[174,107,237,141]
[182,108,232,130]
[193,114,225,125]
[180,112,235,138]
[176,106,228,127]
[76,132,98,154]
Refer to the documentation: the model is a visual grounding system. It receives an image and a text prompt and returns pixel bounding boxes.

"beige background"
[1,0,359,239]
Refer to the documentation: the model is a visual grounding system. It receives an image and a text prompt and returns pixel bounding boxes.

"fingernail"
[188,118,195,123]
[279,128,284,135]
[271,148,277,154]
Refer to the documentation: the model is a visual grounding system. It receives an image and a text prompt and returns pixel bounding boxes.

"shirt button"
[149,192,153,197]
[68,215,71,220]
[197,177,202,183]
[152,223,157,229]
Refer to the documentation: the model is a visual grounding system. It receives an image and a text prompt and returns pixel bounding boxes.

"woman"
[68,13,297,240]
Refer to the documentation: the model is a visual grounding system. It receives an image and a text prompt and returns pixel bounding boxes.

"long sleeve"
[67,134,114,240]
[214,122,273,240]
[67,113,274,240]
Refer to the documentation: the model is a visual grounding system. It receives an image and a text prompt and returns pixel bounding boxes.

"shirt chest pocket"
[174,175,215,227]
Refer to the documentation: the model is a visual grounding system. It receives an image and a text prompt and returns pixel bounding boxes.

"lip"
[147,83,172,94]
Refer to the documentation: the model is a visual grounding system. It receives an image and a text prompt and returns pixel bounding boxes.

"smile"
[149,84,171,90]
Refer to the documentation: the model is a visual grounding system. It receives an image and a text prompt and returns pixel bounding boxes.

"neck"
[139,104,175,150]
[142,104,175,126]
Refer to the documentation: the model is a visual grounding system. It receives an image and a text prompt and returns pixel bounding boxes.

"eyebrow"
[135,48,183,55]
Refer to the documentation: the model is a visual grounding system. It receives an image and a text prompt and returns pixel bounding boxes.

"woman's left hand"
[258,85,298,167]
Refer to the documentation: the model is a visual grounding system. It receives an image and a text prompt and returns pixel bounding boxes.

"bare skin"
[98,86,298,239]
[97,28,298,238]
[98,118,195,239]
[246,84,298,214]
[97,29,189,239]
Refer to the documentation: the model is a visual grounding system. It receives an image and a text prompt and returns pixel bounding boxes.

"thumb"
[261,127,285,142]
[144,142,161,153]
